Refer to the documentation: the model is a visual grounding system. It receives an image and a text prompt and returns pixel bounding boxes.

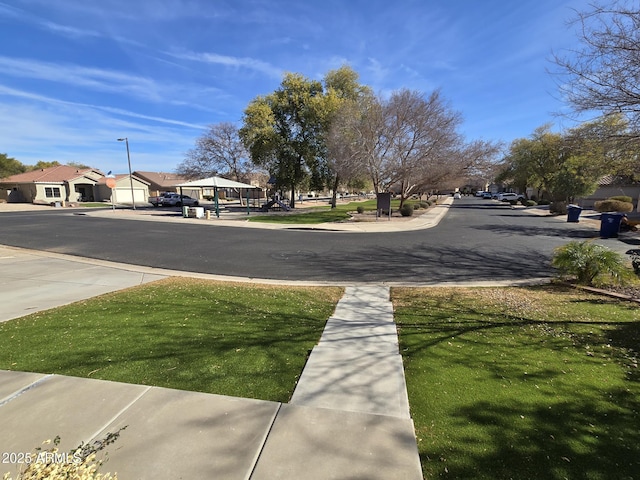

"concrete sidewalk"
[0,286,422,479]
[0,246,166,323]
[291,285,411,419]
[84,196,454,233]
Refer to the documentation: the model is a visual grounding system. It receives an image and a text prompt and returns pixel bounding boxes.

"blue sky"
[0,0,590,175]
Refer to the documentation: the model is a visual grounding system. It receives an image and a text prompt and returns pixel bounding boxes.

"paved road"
[0,197,623,283]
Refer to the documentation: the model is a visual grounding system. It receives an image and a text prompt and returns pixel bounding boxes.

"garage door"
[113,188,146,204]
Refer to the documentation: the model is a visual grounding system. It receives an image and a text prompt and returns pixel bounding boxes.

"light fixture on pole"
[117,137,136,210]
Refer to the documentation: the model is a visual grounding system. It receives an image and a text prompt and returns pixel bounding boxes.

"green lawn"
[0,279,343,402]
[393,285,640,480]
[3,278,637,479]
[248,198,426,224]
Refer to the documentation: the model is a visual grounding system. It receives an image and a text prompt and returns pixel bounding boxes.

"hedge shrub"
[594,199,634,213]
[399,204,414,217]
[609,195,633,204]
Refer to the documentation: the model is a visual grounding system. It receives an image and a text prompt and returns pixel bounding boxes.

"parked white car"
[155,193,199,207]
[497,192,525,202]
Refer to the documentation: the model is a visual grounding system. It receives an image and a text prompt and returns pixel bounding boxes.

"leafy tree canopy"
[0,153,26,178]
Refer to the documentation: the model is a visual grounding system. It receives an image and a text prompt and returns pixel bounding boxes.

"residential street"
[0,197,629,283]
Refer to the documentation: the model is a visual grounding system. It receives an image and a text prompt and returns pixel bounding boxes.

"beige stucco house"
[0,165,104,204]
[577,175,640,212]
[96,174,150,205]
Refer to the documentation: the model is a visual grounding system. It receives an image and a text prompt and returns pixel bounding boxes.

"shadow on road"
[290,243,555,283]
[471,223,597,240]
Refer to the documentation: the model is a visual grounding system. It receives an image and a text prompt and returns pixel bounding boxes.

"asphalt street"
[0,197,629,283]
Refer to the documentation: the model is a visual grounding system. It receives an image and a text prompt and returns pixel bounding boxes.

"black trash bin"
[567,204,582,222]
[600,212,624,238]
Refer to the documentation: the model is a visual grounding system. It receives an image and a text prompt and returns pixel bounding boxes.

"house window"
[45,187,61,198]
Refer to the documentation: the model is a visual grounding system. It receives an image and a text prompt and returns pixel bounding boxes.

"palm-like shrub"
[552,241,628,286]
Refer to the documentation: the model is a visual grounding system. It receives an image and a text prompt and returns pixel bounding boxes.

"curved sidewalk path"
[83,196,454,233]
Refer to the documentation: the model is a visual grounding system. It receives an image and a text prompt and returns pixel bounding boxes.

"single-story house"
[0,165,104,204]
[96,174,150,205]
[133,171,190,197]
[577,175,640,211]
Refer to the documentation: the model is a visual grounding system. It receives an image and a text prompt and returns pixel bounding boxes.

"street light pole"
[117,138,136,210]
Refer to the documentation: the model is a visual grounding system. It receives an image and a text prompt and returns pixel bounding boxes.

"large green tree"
[240,73,327,208]
[497,118,626,207]
[0,153,26,178]
[322,66,372,207]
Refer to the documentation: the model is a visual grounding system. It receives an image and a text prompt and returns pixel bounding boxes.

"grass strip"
[393,285,640,480]
[0,278,343,402]
[247,198,426,224]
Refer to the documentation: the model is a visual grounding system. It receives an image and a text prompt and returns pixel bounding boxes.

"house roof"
[97,174,150,185]
[134,171,189,188]
[0,165,102,184]
[597,174,639,186]
[175,176,259,189]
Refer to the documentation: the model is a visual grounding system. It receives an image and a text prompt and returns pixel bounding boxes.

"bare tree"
[330,88,479,205]
[178,122,254,181]
[328,93,389,194]
[457,139,504,190]
[325,96,374,205]
[552,1,640,136]
[381,89,464,207]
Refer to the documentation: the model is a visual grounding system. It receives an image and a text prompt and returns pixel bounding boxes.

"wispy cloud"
[167,50,283,79]
[0,84,205,130]
[0,90,198,171]
[0,1,143,45]
[0,55,166,101]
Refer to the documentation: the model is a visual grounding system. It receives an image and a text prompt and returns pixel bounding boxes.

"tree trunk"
[290,184,296,208]
[398,181,407,209]
[330,174,340,209]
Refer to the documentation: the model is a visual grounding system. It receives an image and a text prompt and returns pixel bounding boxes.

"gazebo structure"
[175,176,260,218]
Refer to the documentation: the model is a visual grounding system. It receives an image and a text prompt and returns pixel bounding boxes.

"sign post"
[106,176,117,211]
[376,192,392,221]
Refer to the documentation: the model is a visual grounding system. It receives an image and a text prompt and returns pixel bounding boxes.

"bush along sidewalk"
[552,240,632,287]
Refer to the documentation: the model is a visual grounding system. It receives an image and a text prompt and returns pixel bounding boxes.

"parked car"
[148,192,173,207]
[162,193,199,207]
[481,192,493,199]
[497,192,525,202]
[453,192,462,199]
[475,191,485,197]
[149,193,199,207]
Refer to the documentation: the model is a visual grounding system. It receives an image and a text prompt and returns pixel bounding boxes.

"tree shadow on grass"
[439,391,640,479]
[395,288,640,478]
[2,293,334,403]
